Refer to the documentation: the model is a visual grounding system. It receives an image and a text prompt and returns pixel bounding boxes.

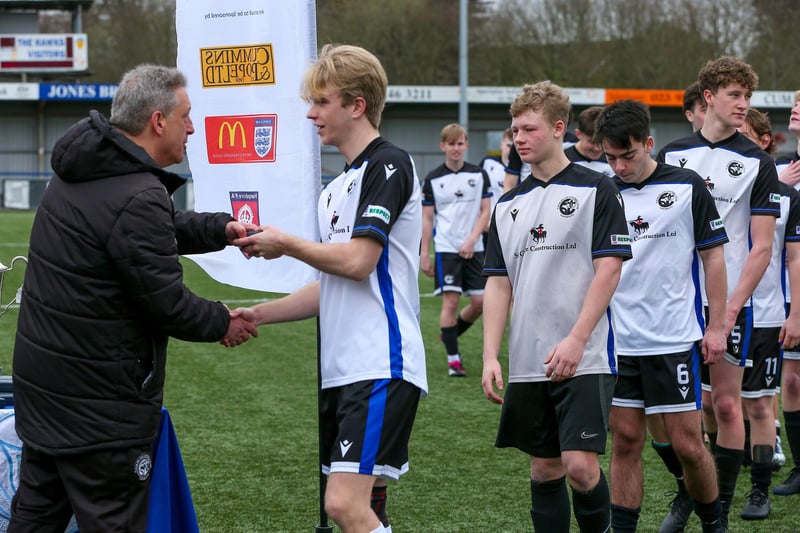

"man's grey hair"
[109,64,187,135]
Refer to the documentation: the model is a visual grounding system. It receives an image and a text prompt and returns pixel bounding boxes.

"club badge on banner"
[176,0,319,293]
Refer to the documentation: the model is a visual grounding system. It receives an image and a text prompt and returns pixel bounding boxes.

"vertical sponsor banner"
[176,0,319,292]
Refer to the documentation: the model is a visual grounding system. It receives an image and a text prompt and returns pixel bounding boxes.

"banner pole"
[315,317,333,532]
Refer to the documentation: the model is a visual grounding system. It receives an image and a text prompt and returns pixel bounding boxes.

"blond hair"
[440,123,468,143]
[509,81,571,127]
[302,44,387,129]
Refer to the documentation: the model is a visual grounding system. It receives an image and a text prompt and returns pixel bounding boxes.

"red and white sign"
[0,34,88,72]
[205,114,277,164]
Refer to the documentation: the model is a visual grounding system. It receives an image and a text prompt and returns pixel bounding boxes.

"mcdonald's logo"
[218,120,246,149]
[205,114,277,164]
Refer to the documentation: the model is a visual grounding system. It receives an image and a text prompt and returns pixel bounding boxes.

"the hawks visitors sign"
[0,34,88,72]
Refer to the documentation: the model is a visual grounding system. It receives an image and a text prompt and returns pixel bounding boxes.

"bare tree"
[82,0,177,82]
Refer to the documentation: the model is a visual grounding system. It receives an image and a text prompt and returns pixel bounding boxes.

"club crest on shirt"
[727,160,744,177]
[658,191,676,209]
[558,196,578,217]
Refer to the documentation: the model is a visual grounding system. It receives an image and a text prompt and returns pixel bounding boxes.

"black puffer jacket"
[13,110,233,454]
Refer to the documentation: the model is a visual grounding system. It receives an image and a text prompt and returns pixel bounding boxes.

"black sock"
[456,315,474,336]
[694,497,723,532]
[610,503,639,533]
[707,431,717,453]
[370,485,389,527]
[715,445,744,495]
[743,419,752,466]
[440,325,459,356]
[652,441,684,483]
[572,470,611,533]
[785,410,800,467]
[714,445,743,525]
[531,476,570,532]
[751,444,774,490]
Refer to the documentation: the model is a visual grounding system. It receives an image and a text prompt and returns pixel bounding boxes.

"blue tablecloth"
[0,407,198,532]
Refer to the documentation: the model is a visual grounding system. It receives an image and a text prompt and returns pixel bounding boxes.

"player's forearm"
[727,239,772,317]
[250,281,320,325]
[482,276,511,363]
[699,247,727,332]
[568,257,622,345]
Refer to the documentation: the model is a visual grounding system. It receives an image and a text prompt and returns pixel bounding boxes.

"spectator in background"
[9,64,258,532]
[421,123,491,377]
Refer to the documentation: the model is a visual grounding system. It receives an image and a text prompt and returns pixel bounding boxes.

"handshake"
[220,307,259,348]
[227,222,291,261]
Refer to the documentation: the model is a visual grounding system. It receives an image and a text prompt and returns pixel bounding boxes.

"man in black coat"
[8,64,258,532]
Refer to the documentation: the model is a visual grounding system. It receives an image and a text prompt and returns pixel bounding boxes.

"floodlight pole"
[315,318,333,532]
[459,0,469,160]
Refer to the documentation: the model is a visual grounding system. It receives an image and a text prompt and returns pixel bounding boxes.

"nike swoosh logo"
[339,440,353,456]
[580,432,599,439]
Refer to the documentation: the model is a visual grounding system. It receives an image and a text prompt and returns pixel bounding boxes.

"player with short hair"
[421,123,491,377]
[595,99,728,533]
[482,81,631,532]
[232,44,427,533]
[657,55,781,526]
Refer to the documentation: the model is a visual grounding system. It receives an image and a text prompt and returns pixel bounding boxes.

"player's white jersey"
[483,163,632,382]
[318,138,427,394]
[481,156,506,211]
[611,164,728,355]
[422,162,491,253]
[564,144,615,177]
[657,131,781,304]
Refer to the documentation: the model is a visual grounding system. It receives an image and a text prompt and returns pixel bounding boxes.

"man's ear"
[351,96,367,119]
[150,110,166,135]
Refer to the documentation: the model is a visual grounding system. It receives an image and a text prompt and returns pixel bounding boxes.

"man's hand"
[481,358,505,404]
[420,254,434,277]
[780,160,800,188]
[225,221,260,243]
[220,312,258,347]
[458,237,476,259]
[233,226,286,259]
[701,326,726,365]
[781,314,800,351]
[544,336,584,382]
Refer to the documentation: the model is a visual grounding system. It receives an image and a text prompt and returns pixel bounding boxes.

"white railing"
[0,257,27,319]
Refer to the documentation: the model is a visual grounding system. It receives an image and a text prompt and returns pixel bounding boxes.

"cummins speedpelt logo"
[200,43,275,87]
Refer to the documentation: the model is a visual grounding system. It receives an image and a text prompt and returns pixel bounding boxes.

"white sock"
[447,354,461,363]
[369,525,388,533]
